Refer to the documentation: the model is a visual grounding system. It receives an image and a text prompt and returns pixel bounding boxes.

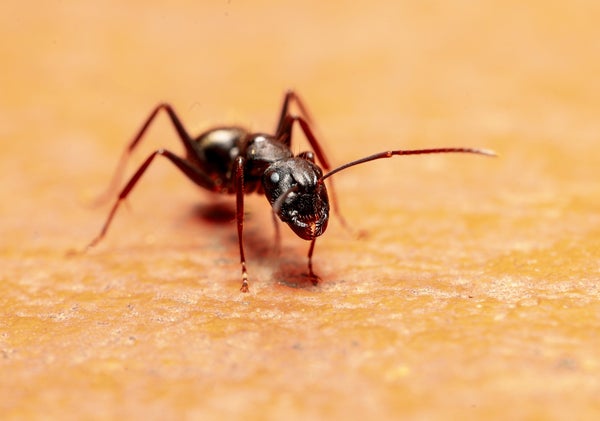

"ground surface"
[1,0,600,419]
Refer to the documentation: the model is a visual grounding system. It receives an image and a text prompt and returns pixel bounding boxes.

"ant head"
[262,157,329,240]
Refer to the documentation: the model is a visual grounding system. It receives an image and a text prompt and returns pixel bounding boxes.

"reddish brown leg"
[307,238,320,286]
[234,156,250,293]
[275,89,315,137]
[93,103,198,205]
[275,90,329,168]
[85,149,217,250]
[278,114,351,232]
[271,211,281,255]
[278,115,330,165]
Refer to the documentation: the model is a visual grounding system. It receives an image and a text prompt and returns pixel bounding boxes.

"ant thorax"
[243,133,293,179]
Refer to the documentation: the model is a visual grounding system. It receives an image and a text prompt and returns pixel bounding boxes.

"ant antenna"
[322,148,497,181]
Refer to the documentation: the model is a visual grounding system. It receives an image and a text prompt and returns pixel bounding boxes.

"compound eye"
[264,168,285,192]
[269,171,280,184]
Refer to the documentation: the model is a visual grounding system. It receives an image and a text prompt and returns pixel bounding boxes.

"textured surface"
[2,0,600,419]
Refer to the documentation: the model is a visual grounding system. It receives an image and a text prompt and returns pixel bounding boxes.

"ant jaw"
[269,184,330,240]
[288,212,329,240]
[284,183,330,240]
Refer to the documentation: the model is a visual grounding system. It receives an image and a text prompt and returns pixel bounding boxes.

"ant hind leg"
[91,103,198,206]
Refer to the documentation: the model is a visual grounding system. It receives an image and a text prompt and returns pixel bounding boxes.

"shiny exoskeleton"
[86,90,496,292]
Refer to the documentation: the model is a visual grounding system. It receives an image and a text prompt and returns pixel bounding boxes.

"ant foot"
[65,242,95,258]
[307,272,321,286]
[240,264,250,293]
[65,248,81,258]
[352,228,369,240]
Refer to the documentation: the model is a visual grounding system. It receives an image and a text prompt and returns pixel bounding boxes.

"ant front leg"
[234,156,250,293]
[307,238,320,286]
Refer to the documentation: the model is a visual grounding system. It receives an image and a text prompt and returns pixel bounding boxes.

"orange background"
[2,0,600,419]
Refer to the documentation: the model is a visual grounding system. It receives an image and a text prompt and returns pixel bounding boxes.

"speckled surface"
[1,1,599,419]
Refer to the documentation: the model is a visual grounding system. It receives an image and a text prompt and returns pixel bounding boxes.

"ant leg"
[234,156,250,293]
[85,149,218,250]
[307,238,320,286]
[278,114,351,232]
[94,103,198,205]
[275,90,315,137]
[271,212,282,255]
[278,115,330,167]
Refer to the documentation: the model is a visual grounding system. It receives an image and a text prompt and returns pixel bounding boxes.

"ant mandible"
[85,90,496,292]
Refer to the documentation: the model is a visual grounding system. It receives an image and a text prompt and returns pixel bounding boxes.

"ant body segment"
[86,90,495,292]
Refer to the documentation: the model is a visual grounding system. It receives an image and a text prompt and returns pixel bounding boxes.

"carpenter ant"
[85,90,495,292]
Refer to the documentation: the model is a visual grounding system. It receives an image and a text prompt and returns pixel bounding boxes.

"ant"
[85,90,496,292]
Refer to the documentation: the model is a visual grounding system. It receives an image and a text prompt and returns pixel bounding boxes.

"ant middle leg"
[275,90,333,171]
[278,114,352,232]
[277,114,331,169]
[85,149,218,250]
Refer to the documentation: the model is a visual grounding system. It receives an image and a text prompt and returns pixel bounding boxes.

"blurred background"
[1,0,599,419]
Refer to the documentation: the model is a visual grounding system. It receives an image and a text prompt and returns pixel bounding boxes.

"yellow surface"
[2,0,600,419]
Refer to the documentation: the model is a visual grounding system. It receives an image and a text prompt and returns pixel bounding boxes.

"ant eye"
[269,172,280,184]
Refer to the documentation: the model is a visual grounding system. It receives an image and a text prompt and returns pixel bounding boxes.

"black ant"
[85,90,496,292]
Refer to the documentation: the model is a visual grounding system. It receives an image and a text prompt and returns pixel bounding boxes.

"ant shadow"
[190,201,237,225]
[270,265,319,290]
[186,200,317,290]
